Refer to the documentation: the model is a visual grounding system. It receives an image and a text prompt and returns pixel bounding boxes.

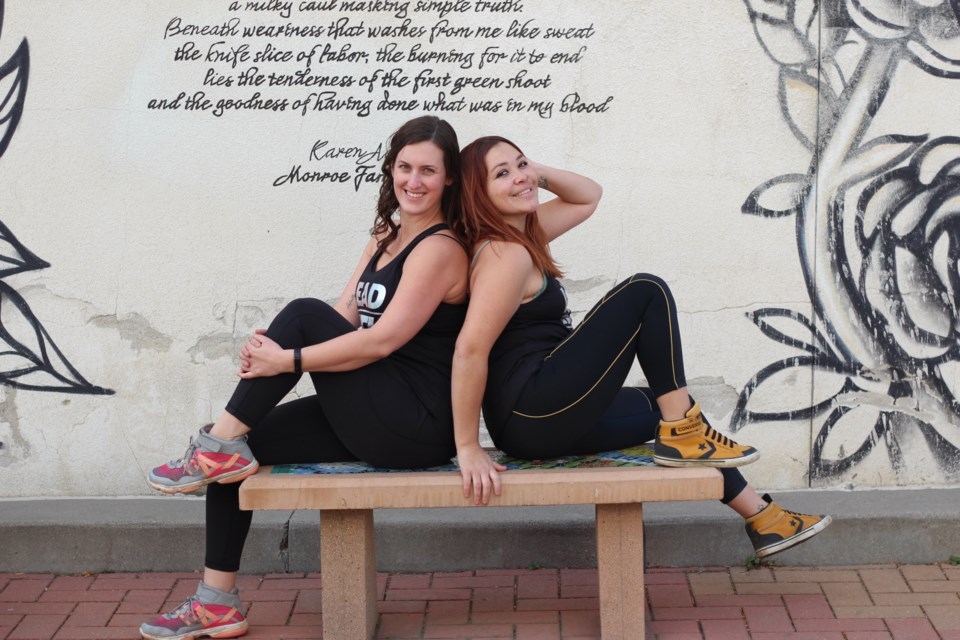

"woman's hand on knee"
[457,444,507,506]
[237,330,287,379]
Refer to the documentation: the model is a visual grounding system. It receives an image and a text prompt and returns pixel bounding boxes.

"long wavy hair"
[373,116,461,252]
[458,136,561,277]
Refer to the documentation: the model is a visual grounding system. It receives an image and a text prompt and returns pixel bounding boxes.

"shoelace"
[167,437,201,470]
[168,596,201,624]
[703,423,734,448]
[780,506,812,521]
[171,597,226,627]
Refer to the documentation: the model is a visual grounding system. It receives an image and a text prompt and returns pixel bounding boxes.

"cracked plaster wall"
[0,1,957,498]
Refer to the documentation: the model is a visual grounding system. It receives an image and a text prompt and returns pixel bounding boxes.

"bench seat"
[240,464,722,639]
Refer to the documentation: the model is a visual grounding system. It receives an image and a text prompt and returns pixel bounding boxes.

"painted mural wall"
[0,0,957,497]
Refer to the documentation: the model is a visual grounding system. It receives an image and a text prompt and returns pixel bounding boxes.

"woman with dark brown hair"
[452,135,830,561]
[139,116,468,640]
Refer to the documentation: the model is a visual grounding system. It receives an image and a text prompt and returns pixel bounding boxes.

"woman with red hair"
[452,135,830,559]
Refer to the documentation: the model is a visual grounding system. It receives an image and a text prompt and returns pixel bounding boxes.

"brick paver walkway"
[2,564,959,639]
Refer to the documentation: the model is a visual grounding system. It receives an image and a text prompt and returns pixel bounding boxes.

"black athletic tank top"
[482,271,573,436]
[356,223,467,421]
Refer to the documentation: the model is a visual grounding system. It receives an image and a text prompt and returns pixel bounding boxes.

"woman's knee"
[626,273,675,306]
[281,297,331,317]
[628,272,669,293]
[267,298,342,342]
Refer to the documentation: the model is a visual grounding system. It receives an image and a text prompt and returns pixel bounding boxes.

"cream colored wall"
[0,0,958,496]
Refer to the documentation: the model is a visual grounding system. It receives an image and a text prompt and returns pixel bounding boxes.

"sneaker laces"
[166,595,202,624]
[171,596,226,627]
[703,423,734,448]
[167,437,202,471]
[780,506,815,523]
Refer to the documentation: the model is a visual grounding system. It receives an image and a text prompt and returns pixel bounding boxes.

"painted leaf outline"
[906,38,960,79]
[811,406,960,479]
[745,2,818,66]
[742,173,811,217]
[728,354,857,431]
[747,307,840,359]
[742,0,790,22]
[835,134,929,188]
[0,36,27,159]
[0,282,113,394]
[727,308,861,430]
[811,404,884,478]
[0,218,49,278]
[778,67,839,149]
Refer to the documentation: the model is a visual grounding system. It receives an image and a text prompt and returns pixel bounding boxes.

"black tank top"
[356,223,467,421]
[483,272,573,436]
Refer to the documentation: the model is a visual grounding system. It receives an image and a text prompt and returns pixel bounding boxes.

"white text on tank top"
[356,281,387,328]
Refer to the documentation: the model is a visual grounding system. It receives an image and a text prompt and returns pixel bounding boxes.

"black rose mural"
[0,0,111,395]
[733,0,960,481]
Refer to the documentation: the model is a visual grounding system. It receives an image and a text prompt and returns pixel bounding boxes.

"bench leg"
[595,503,645,639]
[319,509,377,640]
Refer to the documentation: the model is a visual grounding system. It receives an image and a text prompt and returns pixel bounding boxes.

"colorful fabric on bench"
[270,445,656,474]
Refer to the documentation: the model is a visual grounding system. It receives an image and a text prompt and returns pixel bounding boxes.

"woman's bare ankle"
[208,413,250,440]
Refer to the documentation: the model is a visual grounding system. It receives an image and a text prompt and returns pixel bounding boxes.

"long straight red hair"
[457,136,562,277]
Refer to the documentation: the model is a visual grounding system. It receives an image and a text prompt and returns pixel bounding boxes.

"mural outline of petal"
[0,37,27,159]
[0,1,112,397]
[0,282,113,395]
[0,218,50,278]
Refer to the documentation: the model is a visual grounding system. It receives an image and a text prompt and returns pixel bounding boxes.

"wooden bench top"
[239,465,723,510]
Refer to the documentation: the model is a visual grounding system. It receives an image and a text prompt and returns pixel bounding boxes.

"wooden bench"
[240,464,722,640]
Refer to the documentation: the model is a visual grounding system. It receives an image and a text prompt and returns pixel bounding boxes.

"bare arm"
[530,161,602,242]
[330,237,379,327]
[452,241,534,504]
[239,235,468,377]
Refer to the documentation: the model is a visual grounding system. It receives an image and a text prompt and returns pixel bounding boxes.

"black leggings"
[494,273,747,503]
[205,298,455,572]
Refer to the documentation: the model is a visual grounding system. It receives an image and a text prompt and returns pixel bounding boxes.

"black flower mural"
[0,0,112,395]
[732,0,960,481]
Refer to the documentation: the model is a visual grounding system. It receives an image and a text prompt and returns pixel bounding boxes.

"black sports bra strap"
[411,223,453,244]
[395,223,458,259]
[369,223,462,272]
[430,230,469,254]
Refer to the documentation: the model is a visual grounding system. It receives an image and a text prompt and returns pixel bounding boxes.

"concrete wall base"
[1,488,955,573]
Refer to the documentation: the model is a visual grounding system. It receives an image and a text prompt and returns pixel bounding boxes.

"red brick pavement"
[1,564,959,639]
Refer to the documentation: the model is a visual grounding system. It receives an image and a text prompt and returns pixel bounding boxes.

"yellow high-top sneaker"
[746,494,832,558]
[653,401,760,467]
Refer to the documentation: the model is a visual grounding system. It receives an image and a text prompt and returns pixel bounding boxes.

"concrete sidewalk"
[2,487,960,637]
[2,564,960,639]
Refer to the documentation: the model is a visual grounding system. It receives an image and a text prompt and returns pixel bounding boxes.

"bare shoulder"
[360,234,380,257]
[413,231,468,260]
[474,239,533,269]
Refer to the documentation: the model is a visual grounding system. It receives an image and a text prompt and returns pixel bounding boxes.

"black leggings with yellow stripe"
[494,273,747,503]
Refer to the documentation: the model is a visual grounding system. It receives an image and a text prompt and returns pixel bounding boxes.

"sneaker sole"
[754,514,833,559]
[140,619,248,640]
[653,450,761,468]
[147,462,260,495]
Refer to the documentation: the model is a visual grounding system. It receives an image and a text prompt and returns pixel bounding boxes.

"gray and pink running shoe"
[148,425,258,494]
[140,581,248,640]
